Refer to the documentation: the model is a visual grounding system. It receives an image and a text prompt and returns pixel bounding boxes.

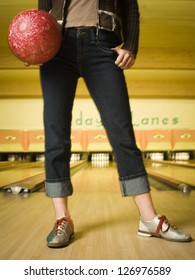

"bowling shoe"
[138,214,192,242]
[47,216,74,247]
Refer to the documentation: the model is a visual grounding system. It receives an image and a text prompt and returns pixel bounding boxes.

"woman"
[38,0,191,247]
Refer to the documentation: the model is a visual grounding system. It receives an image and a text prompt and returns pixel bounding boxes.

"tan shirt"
[65,0,98,28]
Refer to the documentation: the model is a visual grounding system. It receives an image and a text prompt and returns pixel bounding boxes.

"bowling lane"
[0,161,44,189]
[145,160,195,188]
[0,161,29,171]
[145,159,195,168]
[0,160,87,193]
[0,161,195,260]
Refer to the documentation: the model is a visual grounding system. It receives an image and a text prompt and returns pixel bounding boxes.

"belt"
[67,26,96,30]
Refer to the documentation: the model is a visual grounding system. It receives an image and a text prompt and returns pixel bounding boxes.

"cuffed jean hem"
[119,174,150,197]
[45,180,73,198]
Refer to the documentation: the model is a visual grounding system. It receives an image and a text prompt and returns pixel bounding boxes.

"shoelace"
[156,215,177,235]
[53,217,73,235]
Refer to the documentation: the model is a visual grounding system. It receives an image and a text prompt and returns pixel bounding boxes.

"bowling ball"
[8,9,62,65]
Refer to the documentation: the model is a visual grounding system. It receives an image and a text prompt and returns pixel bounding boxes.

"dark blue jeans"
[40,28,150,198]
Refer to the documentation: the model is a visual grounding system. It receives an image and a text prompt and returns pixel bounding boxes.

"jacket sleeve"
[120,0,140,58]
[38,0,52,11]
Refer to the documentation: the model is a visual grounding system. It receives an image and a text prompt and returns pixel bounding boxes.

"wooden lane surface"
[0,162,45,189]
[0,162,194,260]
[145,161,195,188]
[146,160,195,169]
[168,160,195,168]
[0,161,29,170]
[0,160,86,190]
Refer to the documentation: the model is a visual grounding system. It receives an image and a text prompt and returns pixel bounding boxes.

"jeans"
[40,28,150,198]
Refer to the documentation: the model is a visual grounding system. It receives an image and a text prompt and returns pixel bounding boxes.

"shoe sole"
[138,230,192,242]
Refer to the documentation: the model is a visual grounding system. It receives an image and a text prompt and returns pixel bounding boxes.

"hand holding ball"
[8,9,62,65]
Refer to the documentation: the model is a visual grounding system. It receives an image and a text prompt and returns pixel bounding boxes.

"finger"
[24,62,30,67]
[111,47,124,65]
[120,57,135,69]
[117,54,133,69]
[112,48,135,69]
[114,53,125,66]
[119,53,131,67]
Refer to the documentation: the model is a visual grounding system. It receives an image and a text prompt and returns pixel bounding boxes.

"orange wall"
[0,129,195,153]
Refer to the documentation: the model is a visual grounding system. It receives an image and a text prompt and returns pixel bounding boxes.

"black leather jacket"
[38,0,140,58]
